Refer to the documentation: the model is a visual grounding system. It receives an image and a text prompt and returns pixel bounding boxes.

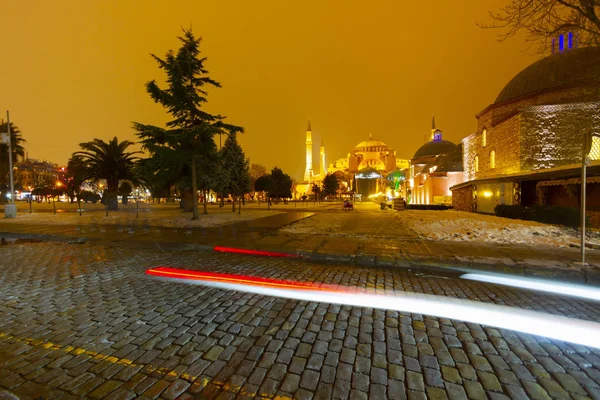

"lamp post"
[581,129,600,266]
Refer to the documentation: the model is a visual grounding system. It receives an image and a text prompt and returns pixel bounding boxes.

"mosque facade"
[296,122,409,199]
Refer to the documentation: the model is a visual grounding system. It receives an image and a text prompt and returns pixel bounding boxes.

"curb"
[2,230,599,285]
[298,249,600,285]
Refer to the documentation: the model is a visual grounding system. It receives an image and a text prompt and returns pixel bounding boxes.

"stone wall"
[520,102,600,171]
[452,185,473,211]
[587,211,600,228]
[463,112,521,181]
[463,85,600,182]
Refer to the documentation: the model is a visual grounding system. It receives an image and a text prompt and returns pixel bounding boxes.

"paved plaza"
[0,240,600,399]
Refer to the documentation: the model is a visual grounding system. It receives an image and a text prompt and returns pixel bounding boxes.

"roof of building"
[495,46,600,104]
[412,139,457,160]
[386,169,405,180]
[354,138,389,152]
[435,145,463,173]
[355,167,383,179]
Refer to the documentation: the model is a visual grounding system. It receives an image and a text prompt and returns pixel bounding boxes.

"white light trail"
[461,273,600,302]
[153,276,600,349]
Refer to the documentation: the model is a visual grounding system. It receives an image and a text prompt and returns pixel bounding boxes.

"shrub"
[406,204,453,211]
[494,204,580,228]
[78,190,101,204]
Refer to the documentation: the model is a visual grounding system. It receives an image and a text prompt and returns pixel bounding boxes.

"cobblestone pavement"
[1,242,600,399]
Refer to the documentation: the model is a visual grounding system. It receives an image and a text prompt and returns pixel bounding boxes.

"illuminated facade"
[296,122,409,198]
[452,44,600,218]
[406,118,463,205]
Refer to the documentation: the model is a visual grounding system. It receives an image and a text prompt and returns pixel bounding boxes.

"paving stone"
[280,373,300,393]
[88,379,122,399]
[522,380,553,400]
[463,381,487,400]
[407,371,425,392]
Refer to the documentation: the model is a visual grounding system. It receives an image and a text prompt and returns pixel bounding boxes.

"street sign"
[0,133,8,144]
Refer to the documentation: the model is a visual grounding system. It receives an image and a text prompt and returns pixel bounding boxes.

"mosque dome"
[386,169,405,181]
[495,46,600,105]
[413,139,457,160]
[355,167,382,179]
[354,137,390,153]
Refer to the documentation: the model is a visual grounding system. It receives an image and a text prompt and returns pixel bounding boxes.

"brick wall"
[452,186,473,211]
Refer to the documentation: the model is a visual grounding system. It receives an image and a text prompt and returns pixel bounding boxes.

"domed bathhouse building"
[405,118,464,205]
[451,39,600,222]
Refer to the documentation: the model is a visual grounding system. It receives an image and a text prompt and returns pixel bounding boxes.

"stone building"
[407,119,464,205]
[15,159,60,190]
[452,44,600,219]
[296,121,409,198]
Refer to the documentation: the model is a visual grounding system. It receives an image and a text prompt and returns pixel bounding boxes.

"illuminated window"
[490,150,496,169]
[590,136,600,161]
[475,156,479,172]
[482,129,487,147]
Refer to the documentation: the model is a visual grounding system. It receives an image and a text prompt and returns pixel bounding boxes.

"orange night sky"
[2,1,538,180]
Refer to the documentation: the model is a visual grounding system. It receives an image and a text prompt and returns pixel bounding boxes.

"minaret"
[430,115,436,140]
[320,138,326,176]
[304,121,313,182]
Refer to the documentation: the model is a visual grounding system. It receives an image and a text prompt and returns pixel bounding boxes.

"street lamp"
[580,129,600,265]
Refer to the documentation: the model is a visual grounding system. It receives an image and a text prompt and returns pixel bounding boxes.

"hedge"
[406,204,453,211]
[494,204,580,228]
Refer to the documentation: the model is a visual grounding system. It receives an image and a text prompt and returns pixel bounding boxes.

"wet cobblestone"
[0,242,599,399]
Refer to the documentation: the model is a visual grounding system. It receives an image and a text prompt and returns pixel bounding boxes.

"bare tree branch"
[480,0,600,53]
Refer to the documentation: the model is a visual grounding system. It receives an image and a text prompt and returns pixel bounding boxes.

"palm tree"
[0,121,26,198]
[72,137,140,210]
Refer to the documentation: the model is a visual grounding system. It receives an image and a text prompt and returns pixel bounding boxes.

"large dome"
[495,46,600,105]
[413,140,457,159]
[354,138,389,152]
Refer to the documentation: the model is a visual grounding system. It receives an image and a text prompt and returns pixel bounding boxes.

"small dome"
[495,46,600,104]
[355,167,382,179]
[386,169,405,180]
[413,140,456,159]
[435,149,463,173]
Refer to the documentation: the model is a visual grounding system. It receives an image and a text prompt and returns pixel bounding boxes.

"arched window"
[475,156,479,173]
[490,150,496,169]
[482,129,487,147]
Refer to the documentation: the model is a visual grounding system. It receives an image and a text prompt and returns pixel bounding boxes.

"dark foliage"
[406,204,453,211]
[495,204,580,228]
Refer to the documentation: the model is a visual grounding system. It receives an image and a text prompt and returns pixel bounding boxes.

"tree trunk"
[191,154,199,220]
[203,189,208,214]
[220,192,225,207]
[106,192,119,211]
[239,197,241,215]
[182,191,193,212]
[232,195,236,212]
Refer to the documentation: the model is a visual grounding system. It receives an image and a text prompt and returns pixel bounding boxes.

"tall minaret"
[430,115,436,140]
[320,138,326,176]
[304,121,313,182]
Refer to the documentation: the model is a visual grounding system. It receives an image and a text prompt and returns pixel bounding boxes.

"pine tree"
[221,133,251,213]
[133,29,242,219]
